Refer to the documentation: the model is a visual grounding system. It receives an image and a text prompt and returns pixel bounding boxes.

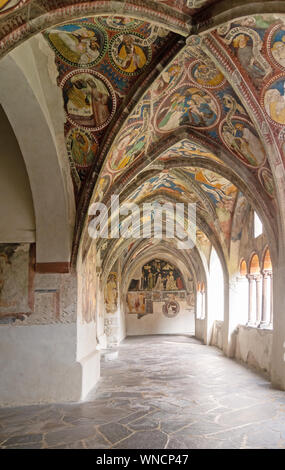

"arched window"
[240,259,247,277]
[247,254,262,326]
[254,212,263,238]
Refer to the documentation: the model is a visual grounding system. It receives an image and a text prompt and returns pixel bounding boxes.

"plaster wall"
[0,323,82,406]
[126,301,195,336]
[211,320,224,350]
[0,106,35,243]
[234,325,273,375]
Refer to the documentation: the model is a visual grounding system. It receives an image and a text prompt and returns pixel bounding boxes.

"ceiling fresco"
[1,2,283,277]
[44,16,177,194]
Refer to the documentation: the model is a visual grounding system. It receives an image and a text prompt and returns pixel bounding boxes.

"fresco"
[151,63,185,98]
[258,167,276,198]
[104,272,118,313]
[81,242,97,323]
[129,259,185,291]
[189,61,225,88]
[162,299,180,318]
[155,84,219,132]
[108,121,147,173]
[220,118,266,167]
[129,172,195,203]
[127,292,146,314]
[45,16,175,189]
[109,33,151,75]
[61,70,116,132]
[46,23,108,67]
[0,244,30,314]
[269,24,285,68]
[182,167,237,239]
[158,139,223,164]
[263,78,285,126]
[97,17,143,31]
[0,0,25,14]
[66,128,98,168]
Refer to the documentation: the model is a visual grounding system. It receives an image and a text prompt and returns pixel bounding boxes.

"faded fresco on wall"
[127,292,146,314]
[81,242,97,323]
[104,272,118,313]
[0,244,30,315]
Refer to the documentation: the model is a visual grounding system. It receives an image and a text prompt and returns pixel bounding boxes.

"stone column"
[269,273,273,327]
[247,275,256,325]
[255,274,262,325]
[260,271,270,327]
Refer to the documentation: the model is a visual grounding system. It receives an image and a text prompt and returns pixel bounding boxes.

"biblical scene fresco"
[158,139,223,164]
[95,34,269,203]
[46,23,108,68]
[129,259,185,292]
[45,16,175,193]
[129,172,198,204]
[182,167,238,240]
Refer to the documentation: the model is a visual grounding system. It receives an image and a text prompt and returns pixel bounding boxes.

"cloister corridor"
[1,335,285,450]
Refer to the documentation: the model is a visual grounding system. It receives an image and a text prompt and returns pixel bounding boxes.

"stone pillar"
[247,275,256,325]
[255,274,262,325]
[260,271,270,327]
[269,273,273,327]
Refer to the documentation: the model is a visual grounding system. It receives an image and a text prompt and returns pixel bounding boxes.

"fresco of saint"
[232,34,266,87]
[264,79,285,125]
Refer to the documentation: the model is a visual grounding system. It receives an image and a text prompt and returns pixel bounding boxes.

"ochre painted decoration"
[155,84,219,132]
[61,70,116,132]
[46,23,108,68]
[66,128,98,168]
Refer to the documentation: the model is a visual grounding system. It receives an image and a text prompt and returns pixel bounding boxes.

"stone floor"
[0,335,285,449]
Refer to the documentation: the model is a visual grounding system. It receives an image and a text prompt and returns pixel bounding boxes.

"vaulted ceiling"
[0,0,285,278]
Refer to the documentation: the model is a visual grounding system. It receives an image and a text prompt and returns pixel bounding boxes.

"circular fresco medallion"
[46,23,108,68]
[155,83,219,133]
[0,0,26,15]
[66,128,98,168]
[107,122,146,173]
[258,167,275,198]
[262,76,285,127]
[219,117,266,168]
[162,300,180,318]
[96,16,143,31]
[109,32,152,76]
[268,23,285,70]
[61,70,116,132]
[189,60,225,88]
